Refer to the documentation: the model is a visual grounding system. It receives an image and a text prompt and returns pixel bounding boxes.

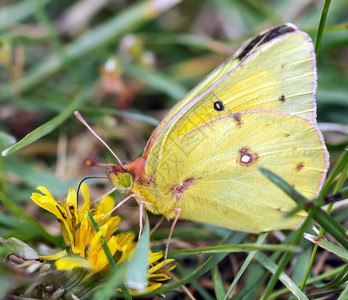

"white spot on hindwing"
[241,154,252,163]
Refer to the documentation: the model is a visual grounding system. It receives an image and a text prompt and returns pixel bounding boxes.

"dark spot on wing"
[233,113,243,127]
[237,24,295,61]
[237,147,259,166]
[296,162,304,171]
[214,101,224,111]
[237,34,263,61]
[171,177,195,200]
[279,94,286,102]
[284,133,290,137]
[259,24,295,46]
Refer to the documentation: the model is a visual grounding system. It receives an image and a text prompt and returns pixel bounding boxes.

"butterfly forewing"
[143,24,316,164]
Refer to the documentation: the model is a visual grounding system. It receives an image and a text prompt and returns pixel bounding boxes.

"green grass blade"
[270,265,347,298]
[260,208,316,299]
[304,233,348,262]
[0,0,52,31]
[169,243,300,255]
[144,233,247,296]
[83,106,159,126]
[2,90,86,156]
[223,232,268,300]
[325,264,348,288]
[4,157,73,195]
[255,252,309,300]
[0,191,60,246]
[233,231,298,300]
[317,146,348,205]
[212,265,226,300]
[125,212,150,291]
[120,58,188,100]
[338,284,348,300]
[91,264,128,300]
[88,212,131,299]
[313,208,348,248]
[4,0,181,95]
[0,131,16,149]
[175,264,215,300]
[325,186,348,204]
[314,0,332,58]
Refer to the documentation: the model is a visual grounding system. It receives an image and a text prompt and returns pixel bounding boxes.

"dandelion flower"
[31,184,176,294]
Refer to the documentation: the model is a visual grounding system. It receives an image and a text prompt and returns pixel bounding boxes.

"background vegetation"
[0,0,347,299]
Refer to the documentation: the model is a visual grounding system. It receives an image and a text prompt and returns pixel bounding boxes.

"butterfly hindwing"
[141,111,328,232]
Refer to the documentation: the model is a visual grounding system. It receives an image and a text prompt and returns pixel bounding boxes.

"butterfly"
[107,23,329,233]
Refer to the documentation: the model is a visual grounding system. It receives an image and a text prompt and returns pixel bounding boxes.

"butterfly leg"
[139,201,145,240]
[99,193,137,224]
[150,216,165,236]
[165,208,182,262]
[138,200,159,239]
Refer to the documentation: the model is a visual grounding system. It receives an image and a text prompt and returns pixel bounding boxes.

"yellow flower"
[129,250,177,294]
[31,184,133,273]
[31,184,176,294]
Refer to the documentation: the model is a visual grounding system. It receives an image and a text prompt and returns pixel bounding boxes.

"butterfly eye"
[119,173,133,188]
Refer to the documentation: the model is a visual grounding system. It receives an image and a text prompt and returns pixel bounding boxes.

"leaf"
[0,0,182,95]
[88,212,131,299]
[4,157,72,195]
[169,243,301,256]
[0,237,41,261]
[0,0,52,31]
[55,256,91,270]
[254,252,309,300]
[313,208,348,249]
[144,233,247,296]
[126,212,150,291]
[223,233,268,300]
[2,90,86,156]
[120,58,187,100]
[0,191,60,246]
[304,233,348,262]
[212,265,226,300]
[0,131,16,149]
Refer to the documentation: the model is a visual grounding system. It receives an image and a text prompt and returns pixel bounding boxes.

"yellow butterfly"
[108,23,329,233]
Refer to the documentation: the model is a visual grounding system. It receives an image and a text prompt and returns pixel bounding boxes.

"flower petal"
[148,250,163,265]
[128,283,162,295]
[65,188,79,227]
[149,259,177,274]
[36,186,54,199]
[148,273,172,281]
[40,250,67,261]
[55,256,91,270]
[79,183,90,220]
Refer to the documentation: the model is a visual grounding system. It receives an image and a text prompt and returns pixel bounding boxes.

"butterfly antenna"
[74,111,123,166]
[76,176,108,205]
[86,160,120,168]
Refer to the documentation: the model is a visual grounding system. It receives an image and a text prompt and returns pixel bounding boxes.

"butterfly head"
[108,165,134,191]
[107,157,146,191]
